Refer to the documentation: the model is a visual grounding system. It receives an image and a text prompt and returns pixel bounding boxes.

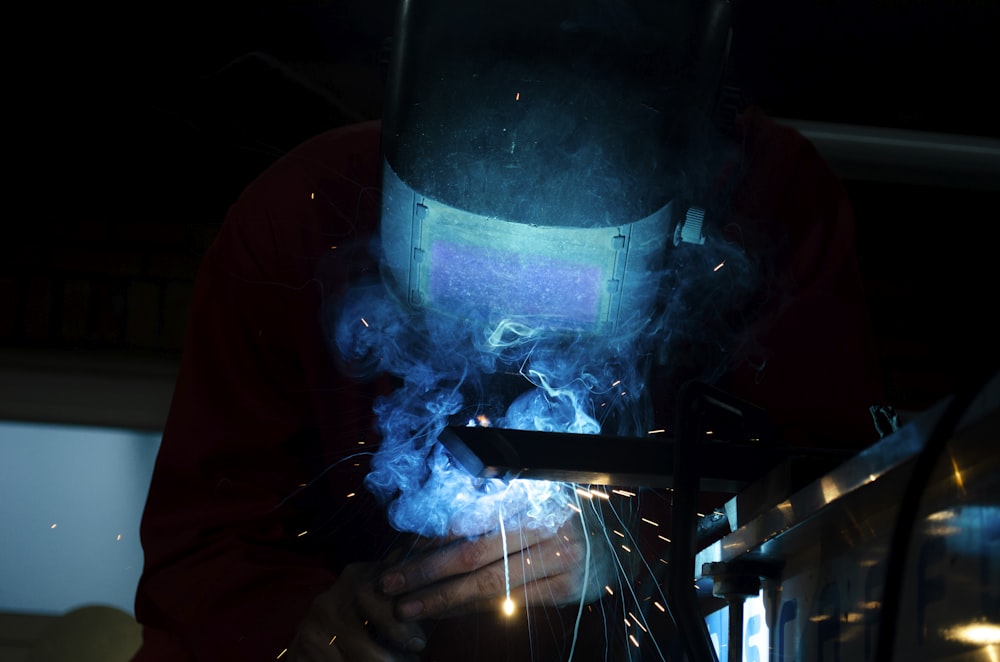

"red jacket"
[133,113,885,660]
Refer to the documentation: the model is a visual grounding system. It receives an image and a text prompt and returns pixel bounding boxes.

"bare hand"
[287,561,427,661]
[377,500,618,621]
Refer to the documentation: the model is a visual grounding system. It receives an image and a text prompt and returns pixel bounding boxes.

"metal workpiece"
[438,374,999,660]
[695,372,999,570]
[438,424,796,492]
[694,371,1000,661]
[438,381,801,492]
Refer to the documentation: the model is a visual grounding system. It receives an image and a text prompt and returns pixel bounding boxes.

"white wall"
[0,421,160,616]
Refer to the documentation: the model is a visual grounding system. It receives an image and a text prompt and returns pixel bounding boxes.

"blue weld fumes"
[333,281,650,539]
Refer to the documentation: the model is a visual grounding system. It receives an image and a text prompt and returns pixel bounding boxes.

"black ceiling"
[143,0,1000,133]
[20,0,999,223]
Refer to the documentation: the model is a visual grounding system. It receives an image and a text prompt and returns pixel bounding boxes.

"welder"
[132,0,886,660]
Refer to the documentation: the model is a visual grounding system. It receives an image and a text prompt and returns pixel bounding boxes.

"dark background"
[5,0,1000,425]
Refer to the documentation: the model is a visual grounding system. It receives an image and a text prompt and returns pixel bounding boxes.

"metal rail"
[776,118,1000,191]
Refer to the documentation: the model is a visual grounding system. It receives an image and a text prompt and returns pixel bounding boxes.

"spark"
[499,507,512,617]
[647,428,665,435]
[116,534,122,541]
[328,635,337,645]
[360,317,369,327]
[658,535,671,543]
[567,503,582,514]
[612,489,636,497]
[605,586,615,596]
[629,613,647,632]
[612,380,621,387]
[621,545,632,553]
[714,260,725,272]
[329,245,337,250]
[950,453,967,493]
[641,518,659,527]
[276,649,287,659]
[653,601,666,613]
[613,529,625,538]
[50,523,57,529]
[515,91,520,101]
[575,487,594,499]
[629,634,640,647]
[297,531,308,537]
[346,492,356,498]
[941,622,1000,645]
[309,192,315,200]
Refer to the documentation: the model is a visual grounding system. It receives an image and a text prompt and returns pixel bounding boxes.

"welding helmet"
[378,0,733,336]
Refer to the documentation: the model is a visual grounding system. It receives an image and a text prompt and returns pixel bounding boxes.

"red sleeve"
[133,121,390,661]
[724,107,886,448]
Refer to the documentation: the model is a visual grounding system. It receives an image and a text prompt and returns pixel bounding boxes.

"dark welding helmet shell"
[379,0,730,336]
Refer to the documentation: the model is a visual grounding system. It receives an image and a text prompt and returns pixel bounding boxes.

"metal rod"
[776,117,1000,191]
[669,381,721,662]
[727,598,743,662]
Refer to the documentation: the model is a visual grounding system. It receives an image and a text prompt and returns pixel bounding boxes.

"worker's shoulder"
[733,106,844,213]
[240,120,383,196]
[219,120,383,268]
[295,120,383,158]
[738,106,816,162]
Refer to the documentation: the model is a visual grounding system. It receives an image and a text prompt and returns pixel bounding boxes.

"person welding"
[132,0,886,660]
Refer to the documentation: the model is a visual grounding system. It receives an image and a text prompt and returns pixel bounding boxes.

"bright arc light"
[503,598,515,616]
